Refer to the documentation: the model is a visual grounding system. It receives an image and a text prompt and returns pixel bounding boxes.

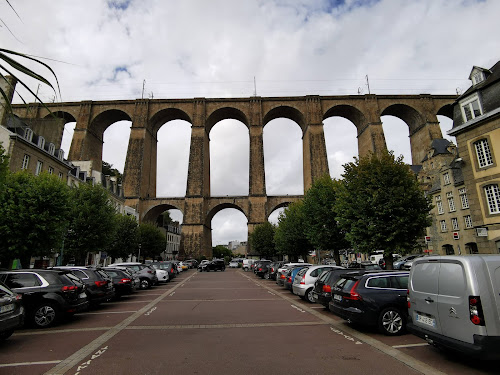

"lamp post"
[138,243,141,263]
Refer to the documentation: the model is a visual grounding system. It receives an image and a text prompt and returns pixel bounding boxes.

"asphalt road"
[0,268,498,375]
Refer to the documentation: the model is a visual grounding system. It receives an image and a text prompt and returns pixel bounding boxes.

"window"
[472,71,485,85]
[367,277,389,288]
[451,218,459,231]
[474,139,493,168]
[464,215,473,228]
[48,143,56,155]
[447,192,456,212]
[440,220,447,232]
[436,195,444,214]
[443,172,451,185]
[24,128,33,142]
[461,94,482,122]
[35,161,43,175]
[48,167,54,175]
[37,136,45,149]
[459,188,469,209]
[5,273,41,288]
[21,154,30,170]
[484,184,500,214]
[58,172,63,179]
[57,149,64,161]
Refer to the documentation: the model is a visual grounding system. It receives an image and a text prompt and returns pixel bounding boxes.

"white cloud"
[3,0,500,245]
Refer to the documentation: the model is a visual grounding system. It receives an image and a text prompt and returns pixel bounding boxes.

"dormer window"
[57,149,64,161]
[472,71,485,85]
[48,143,55,155]
[37,136,45,150]
[460,93,482,122]
[24,128,33,142]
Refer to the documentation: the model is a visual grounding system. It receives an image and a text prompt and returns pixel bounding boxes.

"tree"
[212,245,233,259]
[302,174,349,266]
[335,150,432,269]
[0,171,70,268]
[102,161,122,183]
[0,142,9,199]
[274,201,313,262]
[138,222,166,261]
[65,182,116,265]
[249,221,276,259]
[107,214,139,262]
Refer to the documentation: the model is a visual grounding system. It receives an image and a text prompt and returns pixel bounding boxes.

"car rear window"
[297,268,308,276]
[62,272,82,286]
[71,270,89,280]
[335,277,357,292]
[318,270,331,283]
[439,263,465,297]
[412,262,439,294]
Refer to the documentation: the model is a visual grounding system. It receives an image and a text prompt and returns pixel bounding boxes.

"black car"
[200,260,226,272]
[152,261,176,280]
[102,268,136,298]
[267,262,284,281]
[329,270,409,336]
[52,266,115,305]
[0,281,24,340]
[254,260,272,278]
[311,268,353,308]
[0,269,89,328]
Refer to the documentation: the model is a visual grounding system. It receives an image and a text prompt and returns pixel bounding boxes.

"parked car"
[197,260,210,271]
[311,267,353,308]
[102,268,136,298]
[151,261,176,280]
[329,270,409,336]
[284,266,308,291]
[347,261,382,270]
[199,259,226,272]
[0,269,89,328]
[108,262,158,289]
[184,259,198,269]
[105,266,140,289]
[228,260,239,268]
[293,265,342,303]
[407,255,500,359]
[393,254,420,270]
[242,259,256,271]
[255,260,272,278]
[0,281,24,340]
[51,266,115,305]
[268,262,285,280]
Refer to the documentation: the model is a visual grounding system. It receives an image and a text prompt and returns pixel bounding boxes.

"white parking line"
[79,311,138,315]
[0,360,62,368]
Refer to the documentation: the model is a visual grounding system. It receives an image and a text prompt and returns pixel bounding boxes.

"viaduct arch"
[13,94,456,258]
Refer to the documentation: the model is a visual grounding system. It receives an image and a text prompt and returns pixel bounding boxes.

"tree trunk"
[333,249,341,266]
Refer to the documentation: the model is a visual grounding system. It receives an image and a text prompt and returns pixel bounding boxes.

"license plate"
[416,314,436,327]
[0,303,14,313]
[333,294,342,302]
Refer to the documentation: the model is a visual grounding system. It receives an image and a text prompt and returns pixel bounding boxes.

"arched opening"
[156,120,192,197]
[210,119,249,196]
[442,244,455,255]
[61,121,76,156]
[323,116,358,179]
[102,120,132,176]
[380,115,412,163]
[264,118,303,195]
[465,242,478,255]
[437,115,454,144]
[210,208,248,251]
[268,207,285,225]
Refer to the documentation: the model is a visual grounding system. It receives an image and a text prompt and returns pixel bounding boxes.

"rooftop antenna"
[142,79,146,99]
[366,75,371,94]
[253,76,257,96]
[456,87,462,95]
[357,87,363,95]
[150,92,154,99]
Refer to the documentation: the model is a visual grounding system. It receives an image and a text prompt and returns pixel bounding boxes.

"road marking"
[330,327,363,345]
[14,327,113,336]
[0,360,62,368]
[267,291,275,296]
[291,304,305,313]
[243,272,447,375]
[144,307,157,316]
[169,292,175,296]
[392,343,430,349]
[44,271,198,375]
[310,306,325,309]
[126,321,327,330]
[79,311,138,315]
[72,346,108,375]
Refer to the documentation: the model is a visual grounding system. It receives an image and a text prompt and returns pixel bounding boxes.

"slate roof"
[421,138,453,162]
[458,61,500,100]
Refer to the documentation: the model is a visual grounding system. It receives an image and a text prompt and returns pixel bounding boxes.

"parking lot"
[0,268,498,375]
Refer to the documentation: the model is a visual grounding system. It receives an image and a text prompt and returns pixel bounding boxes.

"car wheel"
[305,288,315,303]
[0,329,14,340]
[140,278,151,290]
[378,307,405,336]
[32,302,60,328]
[264,273,270,280]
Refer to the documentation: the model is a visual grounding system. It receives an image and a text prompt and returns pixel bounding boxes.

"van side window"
[412,263,439,294]
[438,263,465,297]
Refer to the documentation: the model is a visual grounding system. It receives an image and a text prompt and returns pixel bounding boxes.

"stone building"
[448,61,500,254]
[418,139,477,255]
[160,221,182,260]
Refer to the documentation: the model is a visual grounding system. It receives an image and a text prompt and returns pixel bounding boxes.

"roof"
[459,61,500,100]
[420,138,453,162]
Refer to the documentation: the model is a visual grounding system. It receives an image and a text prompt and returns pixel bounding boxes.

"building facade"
[449,61,500,254]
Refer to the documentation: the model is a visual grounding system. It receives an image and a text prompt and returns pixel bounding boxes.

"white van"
[242,259,256,271]
[407,255,500,359]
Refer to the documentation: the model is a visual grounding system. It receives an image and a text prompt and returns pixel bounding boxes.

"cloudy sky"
[2,0,500,245]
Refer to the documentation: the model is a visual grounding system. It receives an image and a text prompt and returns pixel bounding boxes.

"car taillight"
[95,280,107,287]
[287,277,292,282]
[271,268,275,272]
[300,275,306,285]
[407,289,410,308]
[344,280,361,300]
[15,294,22,301]
[61,285,78,291]
[171,268,174,273]
[147,270,153,274]
[280,274,286,279]
[258,268,262,271]
[119,278,131,284]
[322,285,331,293]
[469,296,485,326]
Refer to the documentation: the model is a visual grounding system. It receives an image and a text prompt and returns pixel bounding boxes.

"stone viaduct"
[12,94,456,258]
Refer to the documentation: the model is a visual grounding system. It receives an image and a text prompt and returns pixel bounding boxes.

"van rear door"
[409,260,442,334]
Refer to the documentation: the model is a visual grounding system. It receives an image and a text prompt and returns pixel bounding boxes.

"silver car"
[292,265,343,303]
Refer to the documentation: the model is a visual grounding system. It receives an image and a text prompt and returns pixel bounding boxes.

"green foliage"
[302,174,349,265]
[102,161,122,183]
[274,201,312,262]
[107,214,139,261]
[65,183,116,265]
[0,171,70,267]
[335,150,432,267]
[249,221,276,259]
[212,245,232,259]
[0,142,9,198]
[138,222,166,261]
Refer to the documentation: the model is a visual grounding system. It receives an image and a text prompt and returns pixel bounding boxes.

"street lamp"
[138,243,141,262]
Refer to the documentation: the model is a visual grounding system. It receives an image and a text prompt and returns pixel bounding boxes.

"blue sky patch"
[110,66,131,81]
[107,0,132,11]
